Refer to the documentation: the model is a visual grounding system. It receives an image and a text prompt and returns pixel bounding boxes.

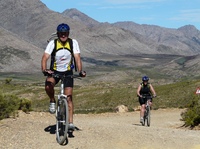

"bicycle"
[45,72,80,145]
[141,95,154,127]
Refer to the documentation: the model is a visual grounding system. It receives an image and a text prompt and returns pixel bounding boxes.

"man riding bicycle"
[41,23,86,130]
[137,76,156,124]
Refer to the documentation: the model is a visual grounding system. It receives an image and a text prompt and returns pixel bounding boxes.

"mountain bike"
[49,73,80,145]
[141,95,153,127]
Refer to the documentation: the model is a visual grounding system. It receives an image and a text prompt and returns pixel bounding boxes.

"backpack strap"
[141,82,150,88]
[49,39,57,70]
[68,38,77,72]
[51,39,57,57]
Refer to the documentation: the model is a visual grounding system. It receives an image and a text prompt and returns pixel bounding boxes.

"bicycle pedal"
[68,131,74,138]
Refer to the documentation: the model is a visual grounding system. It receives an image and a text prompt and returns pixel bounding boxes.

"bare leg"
[65,87,73,123]
[140,104,145,118]
[45,77,56,103]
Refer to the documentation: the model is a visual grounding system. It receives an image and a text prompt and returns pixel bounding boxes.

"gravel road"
[0,108,200,149]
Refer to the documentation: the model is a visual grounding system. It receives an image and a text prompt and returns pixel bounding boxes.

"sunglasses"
[58,32,69,37]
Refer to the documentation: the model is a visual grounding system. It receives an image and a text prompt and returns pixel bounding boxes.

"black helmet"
[142,76,149,81]
[57,23,70,32]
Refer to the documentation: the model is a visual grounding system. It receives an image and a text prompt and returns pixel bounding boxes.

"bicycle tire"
[56,98,69,145]
[143,111,146,126]
[146,106,150,127]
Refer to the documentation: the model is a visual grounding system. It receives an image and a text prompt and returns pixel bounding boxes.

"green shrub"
[0,94,32,120]
[0,94,19,120]
[181,94,200,128]
[5,78,12,84]
[19,98,32,113]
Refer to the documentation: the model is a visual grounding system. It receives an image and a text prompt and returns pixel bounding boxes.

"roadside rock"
[115,105,128,113]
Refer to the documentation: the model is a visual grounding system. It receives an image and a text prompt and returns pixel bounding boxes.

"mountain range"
[1,0,200,80]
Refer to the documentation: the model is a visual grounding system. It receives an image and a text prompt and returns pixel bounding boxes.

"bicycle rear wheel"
[56,98,69,145]
[146,106,150,127]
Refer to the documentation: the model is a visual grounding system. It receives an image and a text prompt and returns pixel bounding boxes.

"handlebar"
[43,71,81,79]
[51,73,81,79]
[141,95,156,99]
[43,69,86,78]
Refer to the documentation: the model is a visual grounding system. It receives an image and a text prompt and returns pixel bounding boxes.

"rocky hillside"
[0,0,200,77]
[62,8,99,27]
[113,22,200,55]
[0,27,42,72]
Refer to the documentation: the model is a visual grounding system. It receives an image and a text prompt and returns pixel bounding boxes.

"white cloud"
[99,5,149,9]
[78,0,166,6]
[169,9,200,23]
[105,0,165,4]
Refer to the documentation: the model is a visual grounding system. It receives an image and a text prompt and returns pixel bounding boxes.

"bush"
[19,98,32,113]
[5,78,12,84]
[0,94,32,120]
[181,94,200,128]
[0,94,18,120]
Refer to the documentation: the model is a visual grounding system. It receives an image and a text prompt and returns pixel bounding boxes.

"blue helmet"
[142,76,149,82]
[57,23,70,32]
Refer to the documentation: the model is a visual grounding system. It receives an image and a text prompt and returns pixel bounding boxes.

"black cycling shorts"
[138,96,152,105]
[46,70,74,88]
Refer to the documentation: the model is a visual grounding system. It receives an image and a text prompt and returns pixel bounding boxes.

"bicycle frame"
[44,72,81,145]
[52,73,80,145]
[55,74,69,145]
[142,95,152,127]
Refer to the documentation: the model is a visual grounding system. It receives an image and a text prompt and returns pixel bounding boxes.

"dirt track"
[0,108,200,149]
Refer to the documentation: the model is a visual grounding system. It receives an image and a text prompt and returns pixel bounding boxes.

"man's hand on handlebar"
[42,69,54,76]
[79,71,86,77]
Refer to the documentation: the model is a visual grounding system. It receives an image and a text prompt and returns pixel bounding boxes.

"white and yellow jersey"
[45,39,80,72]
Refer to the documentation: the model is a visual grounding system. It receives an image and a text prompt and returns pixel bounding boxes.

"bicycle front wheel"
[56,98,69,145]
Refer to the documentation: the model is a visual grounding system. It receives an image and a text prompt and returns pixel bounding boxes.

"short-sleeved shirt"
[44,39,80,72]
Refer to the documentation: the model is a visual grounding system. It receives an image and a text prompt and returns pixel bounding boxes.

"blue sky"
[40,0,200,30]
